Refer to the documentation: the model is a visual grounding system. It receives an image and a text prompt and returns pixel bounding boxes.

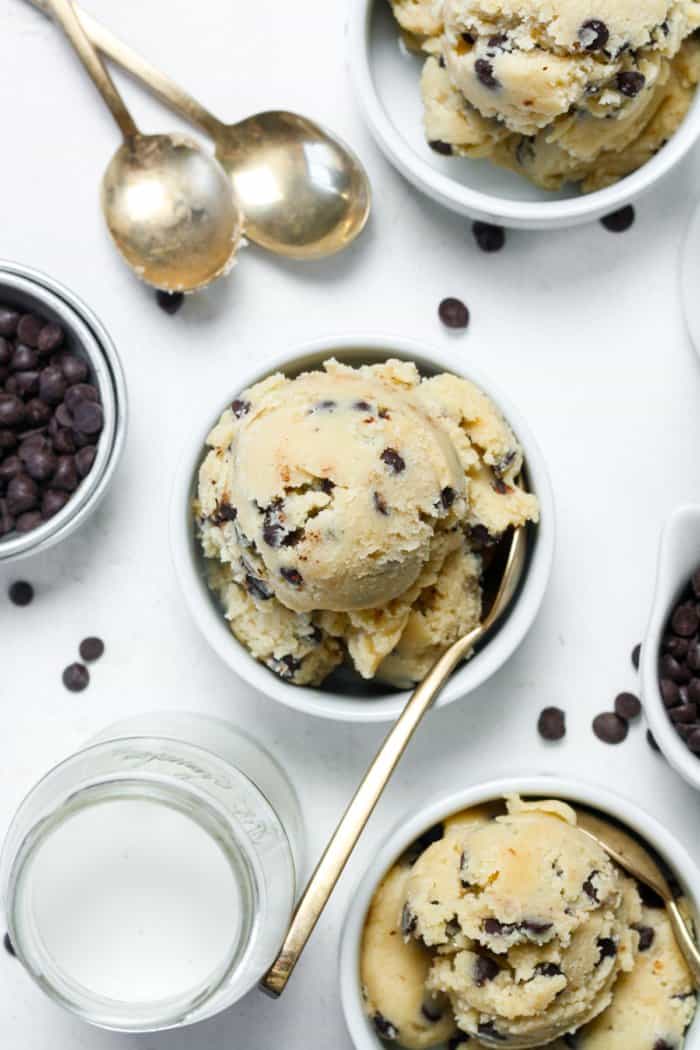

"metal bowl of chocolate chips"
[0,261,126,562]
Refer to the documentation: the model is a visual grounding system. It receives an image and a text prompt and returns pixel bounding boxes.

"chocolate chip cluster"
[659,568,700,754]
[0,305,103,538]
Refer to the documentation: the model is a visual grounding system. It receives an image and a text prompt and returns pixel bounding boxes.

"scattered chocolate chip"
[441,486,456,509]
[647,729,660,752]
[280,567,303,587]
[634,924,655,951]
[632,643,641,670]
[472,221,505,253]
[438,297,469,329]
[405,823,444,865]
[246,574,273,601]
[535,962,562,977]
[380,448,406,474]
[156,290,184,314]
[3,932,15,957]
[79,637,104,662]
[593,711,628,744]
[374,491,389,516]
[615,692,641,720]
[578,19,609,50]
[600,206,635,233]
[373,1012,398,1041]
[62,662,89,692]
[474,954,500,986]
[538,706,566,741]
[617,71,645,97]
[583,871,600,901]
[429,140,453,156]
[8,580,33,606]
[597,937,617,962]
[474,58,499,89]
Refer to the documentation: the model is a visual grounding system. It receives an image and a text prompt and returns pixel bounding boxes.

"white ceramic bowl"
[642,505,700,791]
[170,334,554,723]
[340,774,700,1050]
[348,0,700,230]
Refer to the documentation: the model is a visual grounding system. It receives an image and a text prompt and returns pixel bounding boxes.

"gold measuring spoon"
[575,807,700,985]
[44,0,241,292]
[30,0,371,260]
[262,525,528,996]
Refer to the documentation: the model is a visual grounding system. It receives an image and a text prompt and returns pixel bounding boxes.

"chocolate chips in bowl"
[659,568,700,756]
[0,264,126,562]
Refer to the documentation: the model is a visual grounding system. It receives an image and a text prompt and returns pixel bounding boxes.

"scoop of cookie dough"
[405,797,641,1046]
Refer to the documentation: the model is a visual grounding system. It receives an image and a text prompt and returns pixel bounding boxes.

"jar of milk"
[0,712,303,1031]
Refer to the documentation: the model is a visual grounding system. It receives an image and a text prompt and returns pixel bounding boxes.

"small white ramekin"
[340,774,700,1050]
[0,260,127,562]
[642,505,700,791]
[170,334,554,723]
[348,0,700,230]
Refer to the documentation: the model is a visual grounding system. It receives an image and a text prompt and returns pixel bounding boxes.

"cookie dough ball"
[361,863,458,1049]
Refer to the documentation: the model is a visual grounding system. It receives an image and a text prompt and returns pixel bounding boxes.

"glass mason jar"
[0,712,303,1032]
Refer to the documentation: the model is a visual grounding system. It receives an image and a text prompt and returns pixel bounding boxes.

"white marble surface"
[2,0,700,1045]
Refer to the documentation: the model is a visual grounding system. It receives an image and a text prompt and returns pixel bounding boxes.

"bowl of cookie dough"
[171,335,554,722]
[340,775,700,1050]
[349,0,700,229]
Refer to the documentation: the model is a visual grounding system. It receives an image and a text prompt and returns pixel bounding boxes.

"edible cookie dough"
[392,0,700,191]
[196,359,538,688]
[360,797,698,1048]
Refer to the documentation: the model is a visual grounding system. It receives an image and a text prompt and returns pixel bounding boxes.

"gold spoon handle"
[45,0,138,140]
[260,625,481,998]
[28,0,223,138]
[667,899,700,985]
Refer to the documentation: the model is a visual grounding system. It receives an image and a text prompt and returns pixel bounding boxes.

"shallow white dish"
[642,505,700,791]
[348,0,700,230]
[340,774,700,1050]
[170,334,554,723]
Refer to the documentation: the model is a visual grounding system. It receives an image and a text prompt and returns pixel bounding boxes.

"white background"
[2,0,700,1046]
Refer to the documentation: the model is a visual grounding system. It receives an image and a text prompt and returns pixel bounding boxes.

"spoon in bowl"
[30,0,371,260]
[261,523,528,996]
[45,0,241,292]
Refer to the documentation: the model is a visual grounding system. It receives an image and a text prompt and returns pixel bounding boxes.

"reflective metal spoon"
[44,0,241,292]
[35,1,371,260]
[262,525,528,996]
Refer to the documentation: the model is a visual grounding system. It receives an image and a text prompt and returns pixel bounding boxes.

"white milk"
[25,796,242,1004]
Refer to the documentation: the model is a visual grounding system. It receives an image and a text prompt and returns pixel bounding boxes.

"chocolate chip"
[475,58,499,89]
[401,903,417,937]
[687,728,700,753]
[597,937,617,962]
[0,499,13,535]
[42,488,69,519]
[661,654,691,684]
[11,344,38,372]
[56,353,88,384]
[353,400,372,412]
[24,398,51,427]
[79,637,104,662]
[535,962,562,977]
[75,445,97,478]
[313,399,337,413]
[52,455,78,492]
[461,31,475,44]
[615,692,641,720]
[687,645,700,672]
[563,1037,577,1049]
[24,443,56,482]
[0,394,25,427]
[381,448,406,473]
[441,486,456,509]
[156,290,184,314]
[320,478,335,494]
[373,1013,399,1040]
[405,823,444,865]
[374,491,389,516]
[15,510,42,532]
[62,662,89,692]
[472,221,505,253]
[445,917,461,938]
[72,399,103,435]
[660,679,680,707]
[447,1039,470,1050]
[37,322,64,354]
[14,371,39,398]
[0,429,16,452]
[0,309,19,337]
[670,703,697,724]
[17,315,43,347]
[638,882,665,909]
[3,932,15,956]
[429,140,453,155]
[632,643,641,670]
[617,71,645,97]
[0,454,21,485]
[538,706,566,741]
[521,921,552,936]
[439,297,470,328]
[474,954,500,986]
[647,729,660,752]
[578,19,609,50]
[0,338,11,366]
[64,383,98,412]
[51,426,75,454]
[593,712,628,744]
[421,997,445,1023]
[488,32,508,49]
[583,871,600,901]
[8,580,33,606]
[601,205,635,233]
[634,924,655,951]
[280,567,303,586]
[38,366,65,405]
[477,1022,506,1041]
[245,574,273,601]
[6,473,38,515]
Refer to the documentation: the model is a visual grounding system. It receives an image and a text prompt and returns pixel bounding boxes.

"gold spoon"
[261,525,528,996]
[44,0,241,292]
[30,1,371,261]
[574,807,700,985]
